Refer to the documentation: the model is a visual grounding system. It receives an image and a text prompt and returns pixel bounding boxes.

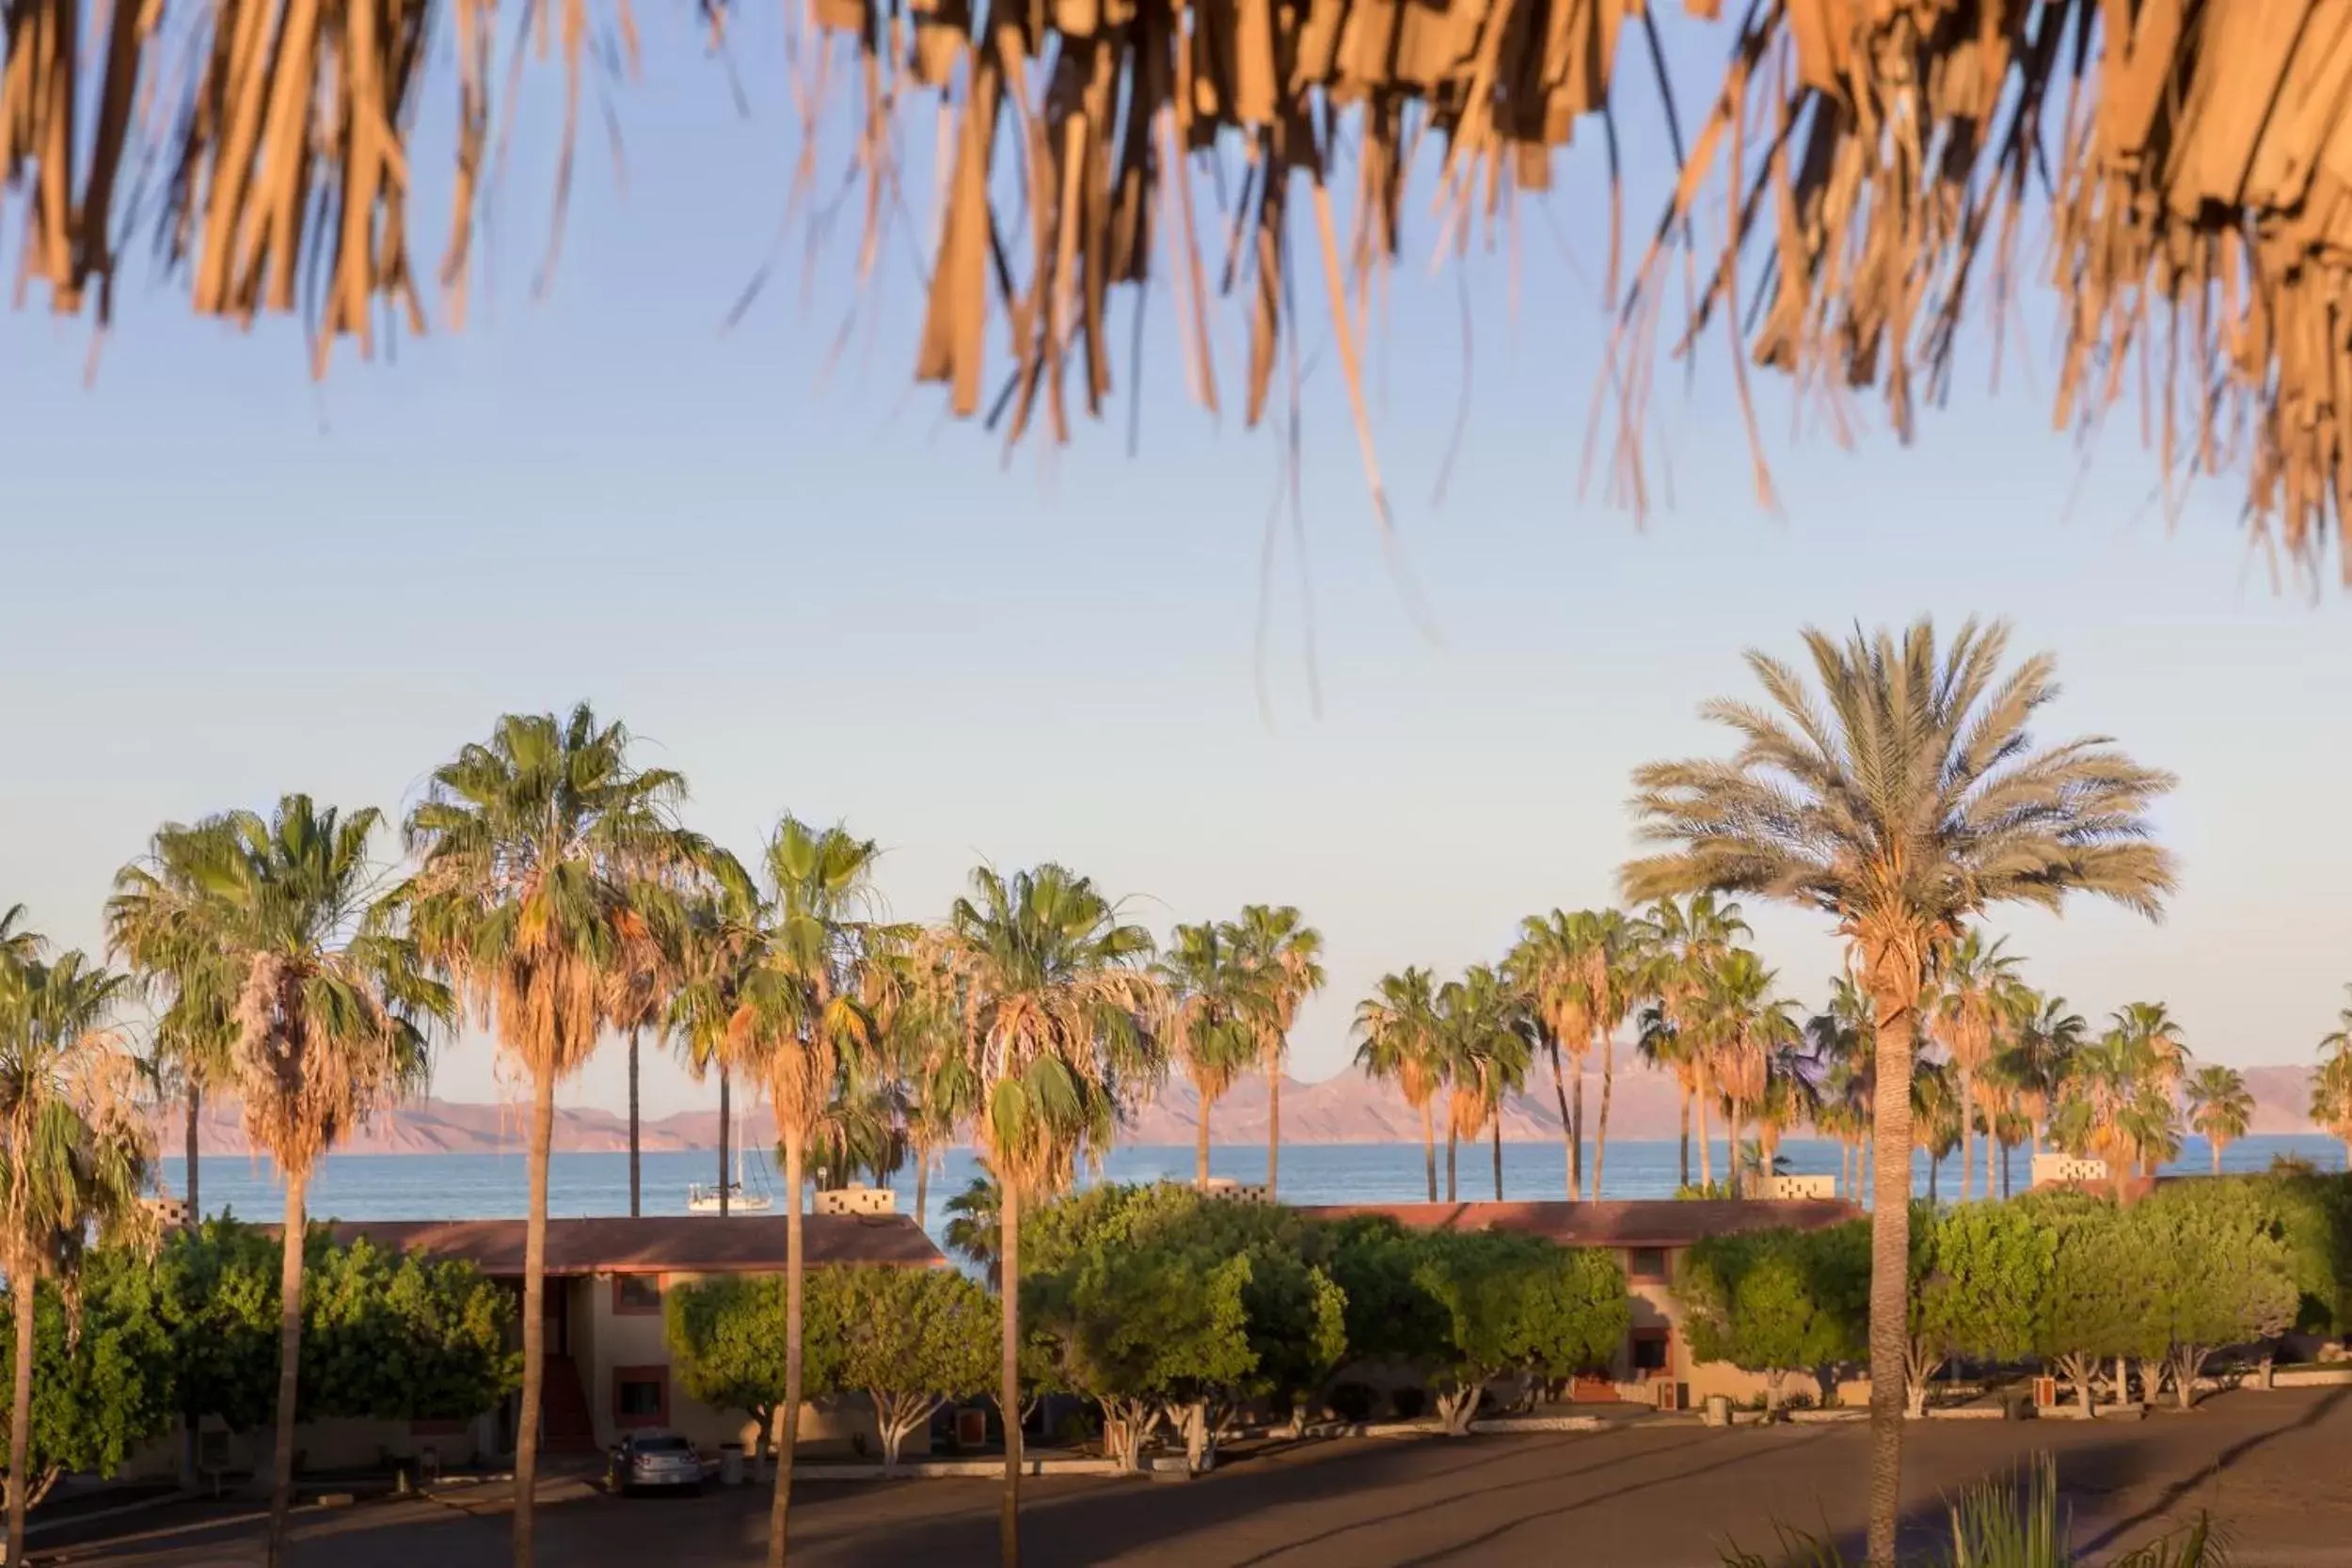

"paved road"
[56,1387,2352,1567]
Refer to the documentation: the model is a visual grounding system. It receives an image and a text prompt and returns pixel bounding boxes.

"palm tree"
[1633,1002,1703,1189]
[1621,617,2175,1567]
[1912,1058,1963,1204]
[1805,978,1874,1201]
[399,706,707,1568]
[0,939,153,1568]
[106,835,240,1222]
[726,815,892,1568]
[943,1173,1003,1287]
[873,941,971,1227]
[606,903,690,1219]
[1692,950,1799,1197]
[2318,990,2352,1166]
[1353,968,1446,1201]
[1751,1035,1820,1183]
[1229,906,1324,1197]
[1156,923,1258,1188]
[173,797,445,1566]
[1997,990,2087,1157]
[939,864,1161,1568]
[2184,1063,2254,1177]
[1520,910,1651,1201]
[1645,895,1752,1192]
[1505,912,1594,1199]
[1435,966,1532,1201]
[2054,1013,2185,1189]
[1929,930,2023,1203]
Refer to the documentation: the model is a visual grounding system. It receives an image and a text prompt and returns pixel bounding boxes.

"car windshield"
[636,1437,692,1453]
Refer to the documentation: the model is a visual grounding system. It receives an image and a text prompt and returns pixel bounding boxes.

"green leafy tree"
[828,1266,997,1466]
[1906,1204,2052,1416]
[1677,1227,1865,1411]
[665,1275,846,1454]
[1323,1214,1452,1370]
[1410,1229,1628,1434]
[1624,619,2175,1564]
[2129,1183,2299,1407]
[0,1250,176,1514]
[299,1239,519,1420]
[2025,1194,2137,1415]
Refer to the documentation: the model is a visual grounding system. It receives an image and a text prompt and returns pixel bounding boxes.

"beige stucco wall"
[119,1415,491,1484]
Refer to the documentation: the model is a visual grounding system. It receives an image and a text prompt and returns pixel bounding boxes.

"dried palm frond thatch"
[5,0,2350,570]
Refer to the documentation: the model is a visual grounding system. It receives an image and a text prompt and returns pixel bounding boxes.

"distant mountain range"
[155,1059,2327,1156]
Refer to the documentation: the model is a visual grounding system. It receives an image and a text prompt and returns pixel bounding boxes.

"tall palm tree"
[2318,990,2352,1166]
[940,864,1160,1568]
[175,797,444,1566]
[1505,912,1594,1199]
[1805,978,1874,1201]
[0,939,153,1568]
[1435,966,1532,1201]
[727,816,892,1568]
[873,940,971,1227]
[1929,930,2023,1203]
[2184,1063,2254,1177]
[1353,968,1446,1201]
[606,902,691,1219]
[399,706,707,1568]
[1645,895,1752,1192]
[1229,906,1324,1197]
[1692,950,1799,1197]
[1156,923,1257,1189]
[1633,1001,1702,1189]
[943,1173,1003,1287]
[2056,1005,2188,1186]
[106,837,240,1222]
[1621,618,2175,1567]
[1997,990,2087,1156]
[1911,1057,1963,1204]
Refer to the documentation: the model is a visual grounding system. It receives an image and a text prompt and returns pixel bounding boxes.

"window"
[1630,1330,1671,1374]
[1629,1246,1670,1282]
[613,1368,668,1427]
[612,1275,663,1315]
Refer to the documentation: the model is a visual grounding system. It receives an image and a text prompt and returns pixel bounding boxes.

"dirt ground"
[46,1386,2352,1567]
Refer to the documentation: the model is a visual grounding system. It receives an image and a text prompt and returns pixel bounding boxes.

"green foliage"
[1677,1226,1865,1400]
[0,1250,177,1495]
[1323,1214,1451,1366]
[1915,1202,2056,1366]
[1410,1227,1629,1421]
[666,1274,846,1434]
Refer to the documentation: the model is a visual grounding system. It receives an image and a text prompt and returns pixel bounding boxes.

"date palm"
[1230,906,1324,1197]
[1156,922,1258,1188]
[2184,1063,2254,1177]
[176,797,444,1566]
[399,706,707,1568]
[727,815,894,1568]
[1621,617,2174,1567]
[940,864,1160,1568]
[1930,930,2023,1203]
[1353,967,1446,1201]
[106,836,241,1222]
[0,940,153,1568]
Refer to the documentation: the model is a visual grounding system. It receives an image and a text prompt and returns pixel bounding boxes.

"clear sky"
[4,18,2346,1120]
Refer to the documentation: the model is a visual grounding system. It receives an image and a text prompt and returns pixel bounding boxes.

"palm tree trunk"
[1696,1093,1713,1190]
[1195,1080,1213,1190]
[1959,1065,1975,1204]
[718,1069,733,1219]
[1863,983,1920,1568]
[1266,1060,1280,1196]
[1677,1085,1691,1190]
[515,1072,554,1568]
[915,1154,930,1228]
[628,1031,643,1218]
[2211,1140,2222,1179]
[1570,1069,1586,1202]
[998,1176,1024,1568]
[1491,1116,1503,1201]
[1420,1100,1437,1202]
[185,1084,201,1220]
[1549,1040,1577,1200]
[768,1126,805,1568]
[1445,1124,1457,1203]
[267,1171,308,1568]
[1593,1032,1616,1201]
[1928,1155,1940,1205]
[2002,1143,2013,1198]
[8,1259,37,1568]
[1727,1106,1743,1199]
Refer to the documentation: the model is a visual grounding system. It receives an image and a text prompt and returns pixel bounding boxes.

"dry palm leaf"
[3,0,2349,572]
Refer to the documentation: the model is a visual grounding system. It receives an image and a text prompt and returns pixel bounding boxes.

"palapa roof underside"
[3,0,2347,574]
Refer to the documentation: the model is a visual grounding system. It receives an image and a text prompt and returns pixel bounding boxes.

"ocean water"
[161,1133,2346,1255]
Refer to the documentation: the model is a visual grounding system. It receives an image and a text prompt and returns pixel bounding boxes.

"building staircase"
[539,1354,598,1455]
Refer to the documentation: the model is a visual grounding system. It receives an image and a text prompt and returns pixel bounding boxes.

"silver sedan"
[607,1432,706,1495]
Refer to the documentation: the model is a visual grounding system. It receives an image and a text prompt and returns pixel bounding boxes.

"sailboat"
[688,1101,773,1214]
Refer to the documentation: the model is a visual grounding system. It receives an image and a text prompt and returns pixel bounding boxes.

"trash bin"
[719,1444,744,1487]
[1703,1394,1732,1428]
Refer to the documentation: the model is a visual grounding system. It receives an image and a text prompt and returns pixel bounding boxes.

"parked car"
[607,1432,705,1495]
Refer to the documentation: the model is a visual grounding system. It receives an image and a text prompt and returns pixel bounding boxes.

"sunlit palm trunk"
[1444,1125,1457,1203]
[267,1172,307,1568]
[515,1074,554,1567]
[8,1259,36,1568]
[1490,1117,1503,1200]
[1266,1061,1280,1196]
[1569,1069,1586,1202]
[628,1032,642,1218]
[1726,1106,1743,1199]
[914,1155,930,1228]
[1549,1041,1577,1200]
[1592,1033,1615,1201]
[185,1085,201,1219]
[1677,1087,1691,1190]
[1958,1064,1975,1204]
[998,1178,1023,1568]
[768,1128,804,1568]
[1864,986,1919,1568]
[1419,1101,1437,1202]
[718,1069,732,1219]
[1194,1078,1213,1189]
[2211,1141,2223,1179]
[1695,1093,1713,1190]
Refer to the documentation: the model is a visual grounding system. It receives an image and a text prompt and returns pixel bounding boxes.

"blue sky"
[3,19,2347,1119]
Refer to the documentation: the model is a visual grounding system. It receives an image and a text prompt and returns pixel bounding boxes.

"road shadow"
[2073,1386,2351,1557]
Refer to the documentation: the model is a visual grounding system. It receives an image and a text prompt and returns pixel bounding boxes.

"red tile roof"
[308,1214,946,1276]
[1302,1197,1861,1248]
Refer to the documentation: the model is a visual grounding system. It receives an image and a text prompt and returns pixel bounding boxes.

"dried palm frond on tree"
[6,3,2352,571]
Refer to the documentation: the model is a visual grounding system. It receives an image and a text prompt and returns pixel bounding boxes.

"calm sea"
[161,1134,2346,1255]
